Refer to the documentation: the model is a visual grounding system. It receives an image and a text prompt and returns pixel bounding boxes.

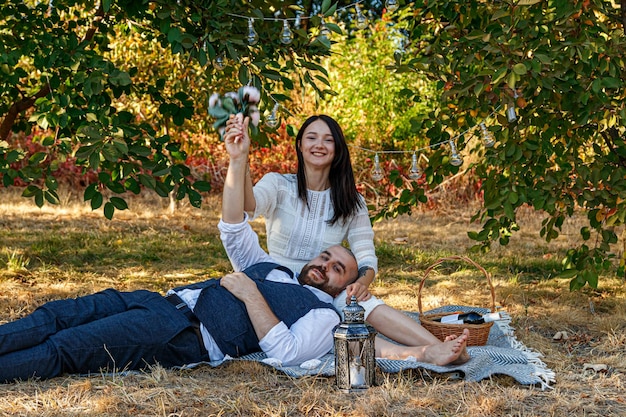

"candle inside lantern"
[349,359,366,386]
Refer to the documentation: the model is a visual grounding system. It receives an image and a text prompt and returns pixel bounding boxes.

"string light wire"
[350,106,502,157]
[226,0,367,23]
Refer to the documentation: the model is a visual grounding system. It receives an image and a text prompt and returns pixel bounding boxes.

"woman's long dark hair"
[295,115,363,225]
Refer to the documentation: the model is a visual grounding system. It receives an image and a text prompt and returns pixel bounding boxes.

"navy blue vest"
[174,262,337,358]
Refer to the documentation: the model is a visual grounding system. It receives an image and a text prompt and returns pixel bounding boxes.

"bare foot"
[444,331,471,365]
[423,329,471,366]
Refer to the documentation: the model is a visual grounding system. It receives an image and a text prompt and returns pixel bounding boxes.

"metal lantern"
[333,296,377,392]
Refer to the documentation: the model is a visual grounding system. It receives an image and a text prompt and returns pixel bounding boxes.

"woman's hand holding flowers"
[224,113,250,162]
[209,86,261,139]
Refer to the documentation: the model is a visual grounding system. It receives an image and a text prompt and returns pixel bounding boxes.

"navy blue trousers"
[0,289,209,382]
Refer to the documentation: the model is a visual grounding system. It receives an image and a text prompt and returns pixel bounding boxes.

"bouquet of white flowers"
[208,86,261,138]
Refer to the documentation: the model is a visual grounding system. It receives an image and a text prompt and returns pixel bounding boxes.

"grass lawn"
[1,188,625,416]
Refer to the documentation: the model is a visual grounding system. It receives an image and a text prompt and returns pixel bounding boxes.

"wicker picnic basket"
[418,256,496,346]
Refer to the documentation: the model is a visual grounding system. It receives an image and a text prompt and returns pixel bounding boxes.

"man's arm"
[220,272,279,340]
[222,270,340,365]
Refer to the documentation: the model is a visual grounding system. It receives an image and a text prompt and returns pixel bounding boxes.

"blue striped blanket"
[188,305,555,390]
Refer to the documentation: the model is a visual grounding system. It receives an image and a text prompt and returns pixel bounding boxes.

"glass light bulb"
[385,0,399,13]
[213,54,226,70]
[355,8,368,30]
[280,20,294,45]
[371,154,384,181]
[448,140,463,167]
[507,103,517,122]
[408,153,422,180]
[319,18,331,40]
[294,13,301,29]
[247,18,259,46]
[265,103,280,128]
[479,122,495,148]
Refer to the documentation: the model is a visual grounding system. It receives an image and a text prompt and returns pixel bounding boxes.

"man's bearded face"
[298,264,343,297]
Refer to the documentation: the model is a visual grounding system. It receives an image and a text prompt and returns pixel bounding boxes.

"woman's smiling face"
[298,119,336,170]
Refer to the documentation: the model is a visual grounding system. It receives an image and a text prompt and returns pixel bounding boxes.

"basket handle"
[417,256,496,315]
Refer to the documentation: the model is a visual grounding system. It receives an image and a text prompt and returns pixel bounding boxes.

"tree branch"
[600,127,626,169]
[0,84,51,141]
[622,0,626,36]
[0,4,105,141]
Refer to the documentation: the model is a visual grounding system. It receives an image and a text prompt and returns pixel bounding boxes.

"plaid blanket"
[192,305,555,390]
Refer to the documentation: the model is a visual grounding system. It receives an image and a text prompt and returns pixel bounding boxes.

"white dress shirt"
[172,213,340,366]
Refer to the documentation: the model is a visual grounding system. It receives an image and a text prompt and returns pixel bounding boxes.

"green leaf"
[580,227,591,240]
[467,231,479,240]
[491,9,510,20]
[139,174,156,190]
[504,201,515,220]
[557,269,579,279]
[260,69,282,81]
[124,177,141,194]
[90,192,103,210]
[153,166,171,177]
[84,183,98,200]
[34,190,44,207]
[534,53,551,64]
[75,145,96,160]
[193,180,212,192]
[44,190,60,205]
[29,152,47,165]
[512,63,527,75]
[104,202,115,220]
[22,185,40,198]
[112,139,129,155]
[110,197,128,210]
[507,71,517,89]
[188,189,202,208]
[602,77,620,89]
[492,67,508,85]
[154,181,172,197]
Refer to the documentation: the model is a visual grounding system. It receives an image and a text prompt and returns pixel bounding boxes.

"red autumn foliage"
[2,126,481,211]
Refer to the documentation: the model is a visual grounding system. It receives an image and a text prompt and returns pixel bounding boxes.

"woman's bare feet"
[422,329,471,366]
[443,330,471,365]
[374,329,471,366]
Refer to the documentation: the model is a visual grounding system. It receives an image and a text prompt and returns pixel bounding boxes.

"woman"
[225,114,469,365]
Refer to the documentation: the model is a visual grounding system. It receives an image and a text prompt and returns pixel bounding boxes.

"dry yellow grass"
[1,188,625,416]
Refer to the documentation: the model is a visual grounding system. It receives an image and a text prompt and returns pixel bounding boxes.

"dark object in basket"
[418,256,496,346]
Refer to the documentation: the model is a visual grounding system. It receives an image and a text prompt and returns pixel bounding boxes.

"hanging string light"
[319,18,332,40]
[265,102,280,128]
[280,19,294,44]
[408,153,422,180]
[448,140,464,167]
[213,53,226,70]
[226,1,376,47]
[247,18,259,46]
[355,6,368,30]
[371,153,384,181]
[385,0,399,13]
[507,92,519,123]
[294,12,302,29]
[347,107,502,182]
[479,122,495,148]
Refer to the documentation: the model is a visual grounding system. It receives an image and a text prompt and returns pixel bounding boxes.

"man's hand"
[345,281,372,303]
[220,272,260,303]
